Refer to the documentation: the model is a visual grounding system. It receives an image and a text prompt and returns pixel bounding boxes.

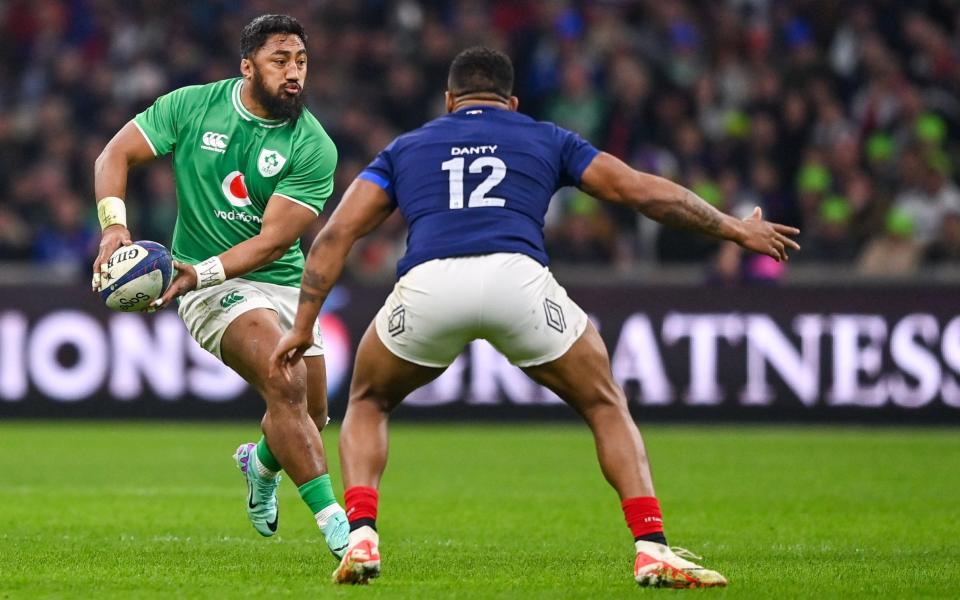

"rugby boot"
[332,525,381,584]
[233,442,280,537]
[634,541,728,588]
[316,504,350,559]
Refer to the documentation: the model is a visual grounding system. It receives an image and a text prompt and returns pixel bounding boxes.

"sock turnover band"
[298,474,338,514]
[344,486,379,524]
[622,496,665,540]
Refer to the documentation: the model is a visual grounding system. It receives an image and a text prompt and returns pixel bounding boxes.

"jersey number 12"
[441,157,507,209]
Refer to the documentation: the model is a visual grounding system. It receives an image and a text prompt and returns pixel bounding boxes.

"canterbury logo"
[220,292,245,308]
[201,131,229,153]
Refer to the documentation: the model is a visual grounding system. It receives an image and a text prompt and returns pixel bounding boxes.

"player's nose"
[284,63,301,81]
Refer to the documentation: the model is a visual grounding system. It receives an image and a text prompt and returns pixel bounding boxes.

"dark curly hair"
[447,46,514,100]
[240,14,306,59]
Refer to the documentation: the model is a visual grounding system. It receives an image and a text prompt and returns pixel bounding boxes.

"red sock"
[344,486,379,525]
[622,496,664,539]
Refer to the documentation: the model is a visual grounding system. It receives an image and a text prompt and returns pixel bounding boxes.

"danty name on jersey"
[451,145,498,156]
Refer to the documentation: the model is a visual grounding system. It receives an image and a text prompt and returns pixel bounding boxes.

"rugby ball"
[99,241,173,312]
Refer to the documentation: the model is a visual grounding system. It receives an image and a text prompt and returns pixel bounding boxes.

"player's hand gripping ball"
[98,241,174,312]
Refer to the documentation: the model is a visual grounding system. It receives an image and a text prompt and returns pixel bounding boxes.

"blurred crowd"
[1,0,959,283]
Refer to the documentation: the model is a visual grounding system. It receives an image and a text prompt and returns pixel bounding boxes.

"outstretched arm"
[579,152,800,261]
[91,121,159,290]
[269,179,395,379]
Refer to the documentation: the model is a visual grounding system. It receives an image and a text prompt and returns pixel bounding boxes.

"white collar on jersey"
[231,79,289,129]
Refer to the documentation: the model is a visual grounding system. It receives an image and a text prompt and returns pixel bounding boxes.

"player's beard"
[250,68,304,122]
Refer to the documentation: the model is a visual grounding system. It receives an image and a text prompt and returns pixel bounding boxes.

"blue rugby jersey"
[358,106,600,278]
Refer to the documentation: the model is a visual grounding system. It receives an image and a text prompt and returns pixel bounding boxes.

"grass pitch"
[0,422,957,598]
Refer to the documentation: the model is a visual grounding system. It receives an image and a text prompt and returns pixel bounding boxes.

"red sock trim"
[344,486,379,523]
[622,496,664,538]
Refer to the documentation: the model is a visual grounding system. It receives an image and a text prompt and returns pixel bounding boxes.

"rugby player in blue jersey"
[271,47,800,588]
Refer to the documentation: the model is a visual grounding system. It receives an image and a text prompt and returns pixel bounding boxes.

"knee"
[347,381,394,414]
[261,369,308,410]
[580,381,629,419]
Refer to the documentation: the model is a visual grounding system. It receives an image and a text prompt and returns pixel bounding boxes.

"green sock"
[256,436,282,473]
[298,474,338,514]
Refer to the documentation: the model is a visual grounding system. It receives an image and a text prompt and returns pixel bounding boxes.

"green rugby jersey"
[133,78,337,287]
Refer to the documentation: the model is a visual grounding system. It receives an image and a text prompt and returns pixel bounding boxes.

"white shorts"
[178,278,324,360]
[375,253,588,368]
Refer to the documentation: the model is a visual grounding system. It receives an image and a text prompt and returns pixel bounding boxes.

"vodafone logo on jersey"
[221,171,252,207]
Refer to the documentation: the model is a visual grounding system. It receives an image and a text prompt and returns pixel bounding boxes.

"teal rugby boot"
[317,505,350,559]
[233,442,280,537]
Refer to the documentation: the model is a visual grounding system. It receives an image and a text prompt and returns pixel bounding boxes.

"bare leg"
[522,321,655,499]
[303,355,329,432]
[221,308,328,485]
[340,322,445,489]
[332,320,443,586]
[524,323,731,587]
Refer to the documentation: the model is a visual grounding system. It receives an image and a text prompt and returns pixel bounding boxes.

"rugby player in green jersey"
[91,14,349,558]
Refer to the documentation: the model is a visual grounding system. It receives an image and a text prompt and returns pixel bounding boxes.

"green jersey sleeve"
[272,127,338,214]
[133,86,201,156]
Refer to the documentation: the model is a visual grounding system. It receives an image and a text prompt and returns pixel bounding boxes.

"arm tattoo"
[298,290,323,306]
[299,269,328,307]
[302,269,326,291]
[656,190,724,238]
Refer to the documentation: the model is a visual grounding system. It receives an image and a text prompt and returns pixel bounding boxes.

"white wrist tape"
[96,196,127,230]
[194,256,226,290]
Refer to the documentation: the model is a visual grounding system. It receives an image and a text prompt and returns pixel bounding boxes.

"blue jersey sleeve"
[556,127,600,187]
[358,141,397,202]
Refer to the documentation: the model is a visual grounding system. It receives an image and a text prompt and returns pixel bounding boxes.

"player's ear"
[508,96,519,111]
[445,91,455,113]
[240,57,253,79]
